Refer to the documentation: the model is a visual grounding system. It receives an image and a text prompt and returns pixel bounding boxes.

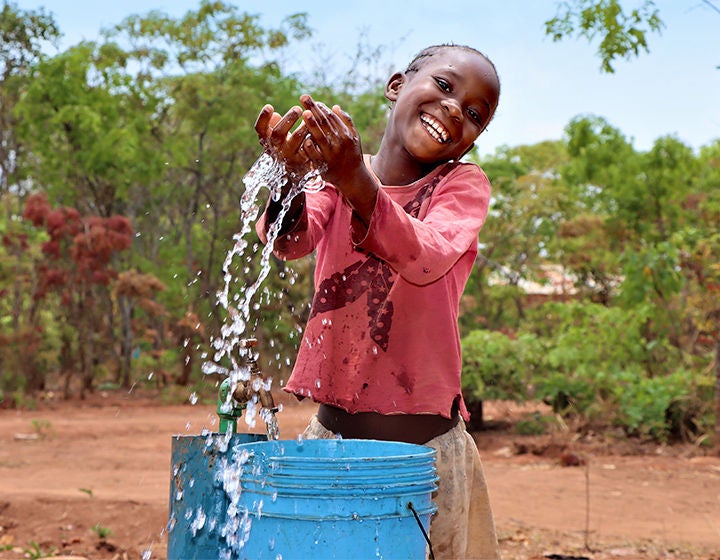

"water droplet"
[190,507,206,535]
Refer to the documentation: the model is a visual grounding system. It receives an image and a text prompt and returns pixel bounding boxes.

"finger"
[269,106,302,145]
[301,110,330,154]
[302,104,344,142]
[254,104,275,140]
[302,136,323,162]
[286,122,309,153]
[333,105,355,130]
[301,95,336,132]
[269,112,282,128]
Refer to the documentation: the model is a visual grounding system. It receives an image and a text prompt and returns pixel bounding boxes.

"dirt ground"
[0,389,719,560]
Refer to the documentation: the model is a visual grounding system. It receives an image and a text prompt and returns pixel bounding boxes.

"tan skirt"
[302,415,501,560]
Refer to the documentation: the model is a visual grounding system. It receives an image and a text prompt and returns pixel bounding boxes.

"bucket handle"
[407,502,435,560]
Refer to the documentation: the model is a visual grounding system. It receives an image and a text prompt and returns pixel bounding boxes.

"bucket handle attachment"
[407,501,435,560]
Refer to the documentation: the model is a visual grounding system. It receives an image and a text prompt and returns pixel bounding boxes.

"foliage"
[22,540,56,559]
[515,412,554,436]
[611,369,704,442]
[545,0,664,72]
[0,2,718,446]
[91,523,113,540]
[31,418,55,440]
[0,1,60,205]
[20,193,133,395]
[461,330,540,403]
[530,301,652,410]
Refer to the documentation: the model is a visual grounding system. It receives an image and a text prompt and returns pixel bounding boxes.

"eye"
[467,108,484,126]
[433,77,451,92]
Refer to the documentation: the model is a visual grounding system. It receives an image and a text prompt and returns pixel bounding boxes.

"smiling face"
[383,48,500,168]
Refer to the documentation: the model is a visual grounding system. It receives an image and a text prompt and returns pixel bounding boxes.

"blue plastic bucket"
[168,432,267,559]
[227,439,437,559]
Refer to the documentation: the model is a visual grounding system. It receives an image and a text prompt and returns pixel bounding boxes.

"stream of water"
[201,153,324,439]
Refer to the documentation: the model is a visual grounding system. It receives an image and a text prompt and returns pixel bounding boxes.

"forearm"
[337,166,378,231]
[263,190,306,237]
[354,167,491,284]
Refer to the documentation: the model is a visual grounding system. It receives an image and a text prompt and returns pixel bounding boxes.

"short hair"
[404,44,499,83]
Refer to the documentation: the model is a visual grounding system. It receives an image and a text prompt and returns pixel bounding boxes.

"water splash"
[261,408,280,441]
[216,446,259,558]
[196,153,324,553]
[203,153,323,434]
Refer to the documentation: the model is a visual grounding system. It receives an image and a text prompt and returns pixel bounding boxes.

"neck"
[371,143,444,186]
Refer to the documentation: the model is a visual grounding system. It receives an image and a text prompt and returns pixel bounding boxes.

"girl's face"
[385,49,500,165]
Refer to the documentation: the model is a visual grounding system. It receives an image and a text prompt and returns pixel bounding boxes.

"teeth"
[420,114,450,143]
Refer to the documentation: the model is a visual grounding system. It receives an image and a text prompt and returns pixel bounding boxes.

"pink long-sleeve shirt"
[257,156,491,421]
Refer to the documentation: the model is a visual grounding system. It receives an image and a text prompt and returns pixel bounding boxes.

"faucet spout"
[230,338,278,412]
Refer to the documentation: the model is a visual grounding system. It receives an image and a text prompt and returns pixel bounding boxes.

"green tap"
[216,338,277,434]
[216,377,246,434]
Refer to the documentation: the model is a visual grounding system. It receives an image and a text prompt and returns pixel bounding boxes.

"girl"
[255,44,501,559]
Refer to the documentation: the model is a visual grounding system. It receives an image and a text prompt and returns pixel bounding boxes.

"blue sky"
[19,0,720,157]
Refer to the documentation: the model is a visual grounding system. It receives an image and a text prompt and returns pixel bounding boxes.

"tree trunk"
[714,340,720,455]
[465,399,484,431]
[60,332,74,400]
[176,345,193,386]
[77,292,96,398]
[118,297,134,389]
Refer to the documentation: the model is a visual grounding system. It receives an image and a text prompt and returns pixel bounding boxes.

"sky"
[18,0,720,158]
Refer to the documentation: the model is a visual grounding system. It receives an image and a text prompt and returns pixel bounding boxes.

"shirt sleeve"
[355,164,491,285]
[256,185,342,260]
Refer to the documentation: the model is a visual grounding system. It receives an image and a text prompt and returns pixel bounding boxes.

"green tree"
[0,1,59,213]
[102,3,318,384]
[545,0,664,72]
[467,141,571,332]
[22,194,133,396]
[0,206,49,395]
[15,41,163,217]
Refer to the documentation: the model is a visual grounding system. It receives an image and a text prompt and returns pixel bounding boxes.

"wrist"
[266,191,306,234]
[343,167,378,226]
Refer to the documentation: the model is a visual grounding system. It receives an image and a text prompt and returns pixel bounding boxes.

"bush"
[613,369,709,442]
[461,330,540,403]
[462,329,542,428]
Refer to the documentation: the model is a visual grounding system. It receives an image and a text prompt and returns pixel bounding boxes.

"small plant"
[10,391,36,410]
[516,412,552,435]
[78,487,94,497]
[31,419,55,440]
[91,523,113,540]
[22,540,57,559]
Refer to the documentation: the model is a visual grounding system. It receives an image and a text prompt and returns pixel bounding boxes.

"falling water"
[190,153,325,557]
[202,152,323,438]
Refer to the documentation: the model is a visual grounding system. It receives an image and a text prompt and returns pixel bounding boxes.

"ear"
[385,72,405,102]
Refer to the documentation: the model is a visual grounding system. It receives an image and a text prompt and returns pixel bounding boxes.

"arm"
[253,104,311,235]
[356,164,491,286]
[256,184,340,260]
[252,102,343,259]
[299,95,379,228]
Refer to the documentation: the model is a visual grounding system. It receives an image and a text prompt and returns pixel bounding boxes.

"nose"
[441,98,462,121]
